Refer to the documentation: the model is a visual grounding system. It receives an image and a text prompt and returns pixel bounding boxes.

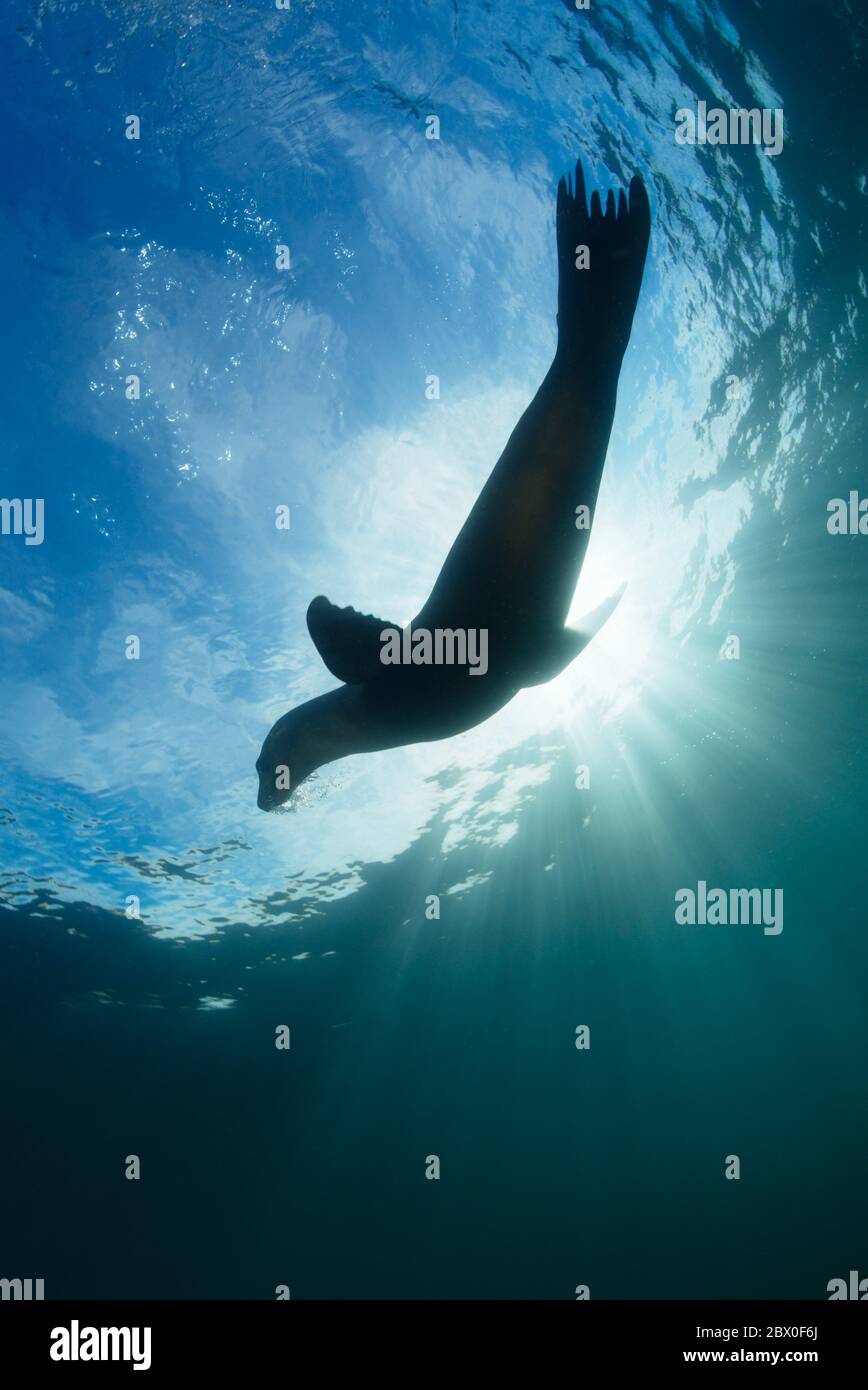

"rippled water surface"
[1,0,866,1298]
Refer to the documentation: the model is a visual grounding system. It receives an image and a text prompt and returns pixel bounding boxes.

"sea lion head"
[256,706,319,811]
[256,688,363,811]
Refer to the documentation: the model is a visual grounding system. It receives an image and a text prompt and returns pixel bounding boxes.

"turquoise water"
[1,0,866,1298]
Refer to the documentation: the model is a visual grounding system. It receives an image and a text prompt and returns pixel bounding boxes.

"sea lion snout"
[256,779,280,812]
[255,747,291,812]
[256,758,294,811]
[256,711,315,811]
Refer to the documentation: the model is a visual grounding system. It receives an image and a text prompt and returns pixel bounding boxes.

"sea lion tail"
[555,159,650,366]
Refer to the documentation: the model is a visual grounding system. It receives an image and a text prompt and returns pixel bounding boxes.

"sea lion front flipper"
[306,594,397,684]
[521,583,626,687]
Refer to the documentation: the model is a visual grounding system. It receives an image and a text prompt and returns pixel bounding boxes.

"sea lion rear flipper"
[306,595,396,683]
[521,583,626,687]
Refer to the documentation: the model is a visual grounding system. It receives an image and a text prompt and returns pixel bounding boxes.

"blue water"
[1,0,866,1298]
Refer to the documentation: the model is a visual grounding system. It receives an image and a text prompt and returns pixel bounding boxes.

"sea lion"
[256,159,650,810]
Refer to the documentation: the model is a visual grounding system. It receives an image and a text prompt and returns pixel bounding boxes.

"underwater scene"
[1,0,866,1303]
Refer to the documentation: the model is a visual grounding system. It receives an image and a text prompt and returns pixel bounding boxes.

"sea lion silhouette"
[257,160,650,810]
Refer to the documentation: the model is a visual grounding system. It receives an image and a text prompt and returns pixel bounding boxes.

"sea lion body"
[256,161,650,808]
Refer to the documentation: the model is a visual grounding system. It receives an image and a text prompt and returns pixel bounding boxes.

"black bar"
[1,1299,864,1374]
